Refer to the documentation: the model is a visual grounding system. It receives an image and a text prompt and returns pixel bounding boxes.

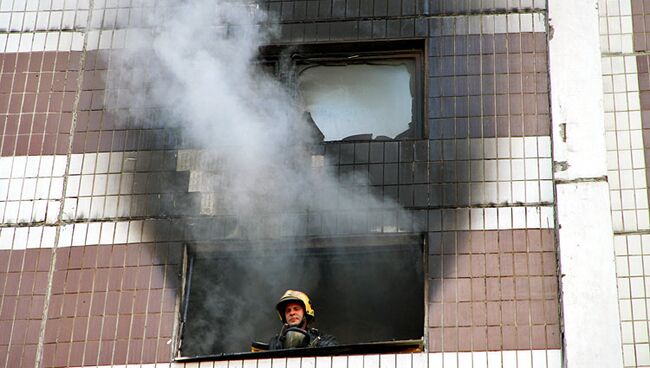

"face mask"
[283,327,309,348]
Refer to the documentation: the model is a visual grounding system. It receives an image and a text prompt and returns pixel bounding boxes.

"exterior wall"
[597,0,650,367]
[0,1,599,368]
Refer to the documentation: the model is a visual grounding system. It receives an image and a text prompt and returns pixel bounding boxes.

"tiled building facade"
[0,0,646,367]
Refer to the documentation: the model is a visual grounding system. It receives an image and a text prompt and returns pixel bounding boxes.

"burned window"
[298,62,415,141]
[177,234,425,359]
[263,41,425,142]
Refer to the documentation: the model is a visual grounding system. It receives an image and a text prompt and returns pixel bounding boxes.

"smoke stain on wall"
[105,0,420,357]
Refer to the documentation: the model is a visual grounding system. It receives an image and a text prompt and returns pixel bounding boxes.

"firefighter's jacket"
[268,328,337,350]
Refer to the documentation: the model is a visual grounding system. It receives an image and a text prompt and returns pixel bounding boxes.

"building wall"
[0,0,626,367]
[599,0,650,366]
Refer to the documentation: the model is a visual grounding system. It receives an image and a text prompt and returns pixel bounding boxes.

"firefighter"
[268,289,337,349]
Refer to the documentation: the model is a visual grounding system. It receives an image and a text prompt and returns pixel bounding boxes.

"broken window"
[177,234,425,360]
[298,62,415,141]
[263,41,425,142]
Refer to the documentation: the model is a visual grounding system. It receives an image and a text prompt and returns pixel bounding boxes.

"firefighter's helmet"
[275,290,315,323]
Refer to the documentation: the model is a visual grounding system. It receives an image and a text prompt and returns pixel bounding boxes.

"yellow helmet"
[275,289,315,323]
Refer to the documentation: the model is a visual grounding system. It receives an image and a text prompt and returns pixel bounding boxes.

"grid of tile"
[603,54,650,232]
[40,242,179,367]
[615,234,650,367]
[0,248,51,367]
[427,230,560,353]
[0,51,84,156]
[0,1,565,368]
[602,0,650,366]
[261,0,546,22]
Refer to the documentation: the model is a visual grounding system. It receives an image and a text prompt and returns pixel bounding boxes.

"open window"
[263,41,426,142]
[176,234,426,360]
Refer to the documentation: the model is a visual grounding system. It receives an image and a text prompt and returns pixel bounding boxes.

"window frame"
[175,232,428,361]
[261,40,427,142]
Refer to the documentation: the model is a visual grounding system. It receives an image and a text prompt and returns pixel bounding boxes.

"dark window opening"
[177,234,426,360]
[261,40,426,142]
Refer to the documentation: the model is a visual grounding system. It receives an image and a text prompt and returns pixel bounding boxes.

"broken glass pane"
[298,63,414,141]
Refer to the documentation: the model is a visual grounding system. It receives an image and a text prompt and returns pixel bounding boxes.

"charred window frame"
[261,40,427,142]
[176,234,427,361]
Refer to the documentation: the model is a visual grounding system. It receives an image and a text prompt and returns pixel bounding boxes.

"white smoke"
[108,0,416,354]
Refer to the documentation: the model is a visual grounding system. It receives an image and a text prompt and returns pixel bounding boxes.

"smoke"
[108,0,417,355]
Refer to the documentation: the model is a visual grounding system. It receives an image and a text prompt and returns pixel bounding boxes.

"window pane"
[298,63,414,141]
[181,237,424,356]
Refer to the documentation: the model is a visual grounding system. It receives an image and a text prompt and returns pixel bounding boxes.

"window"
[263,41,426,142]
[177,234,425,360]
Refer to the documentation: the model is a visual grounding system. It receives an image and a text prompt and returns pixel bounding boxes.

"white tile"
[26,227,43,249]
[21,178,37,200]
[614,235,629,256]
[76,197,91,219]
[497,160,511,181]
[3,201,19,223]
[634,190,649,212]
[512,181,526,203]
[243,360,257,368]
[348,356,363,368]
[484,160,498,181]
[379,354,395,368]
[487,351,502,367]
[502,351,517,368]
[510,138,524,158]
[637,343,650,365]
[485,182,498,203]
[619,170,634,189]
[485,208,498,230]
[0,228,14,250]
[45,201,60,223]
[442,352,457,368]
[634,321,649,343]
[331,356,347,368]
[316,356,332,368]
[524,137,538,157]
[629,256,643,276]
[540,181,554,202]
[621,190,636,210]
[26,226,43,248]
[616,256,630,276]
[42,226,56,248]
[69,154,83,175]
[271,358,287,368]
[497,182,511,203]
[426,353,442,368]
[627,235,642,254]
[227,361,243,368]
[526,206,541,228]
[470,208,484,230]
[630,277,646,298]
[363,354,378,368]
[58,224,73,247]
[459,353,474,367]
[623,209,638,231]
[72,223,87,246]
[620,298,633,320]
[526,181,540,202]
[633,169,646,189]
[11,156,26,178]
[517,351,533,368]
[539,159,552,180]
[525,159,539,180]
[498,207,512,229]
[623,344,637,366]
[546,350,562,368]
[18,201,35,222]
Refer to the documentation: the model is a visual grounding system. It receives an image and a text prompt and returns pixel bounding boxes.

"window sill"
[175,339,424,362]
